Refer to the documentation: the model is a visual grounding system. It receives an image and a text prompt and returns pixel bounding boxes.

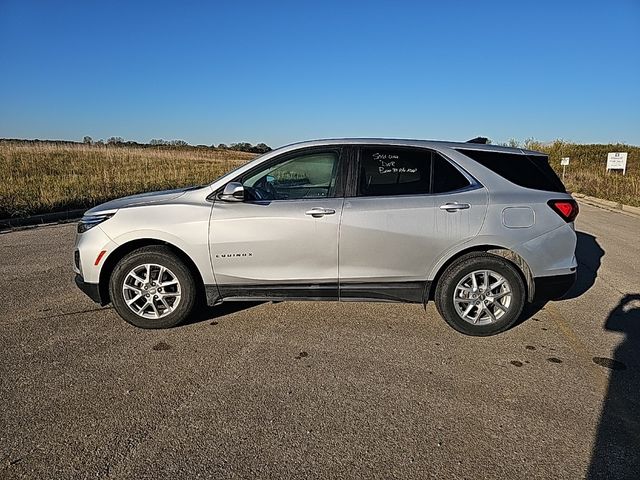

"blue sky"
[1,0,639,147]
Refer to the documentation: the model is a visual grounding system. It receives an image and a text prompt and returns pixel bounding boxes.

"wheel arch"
[98,238,206,305]
[426,245,535,303]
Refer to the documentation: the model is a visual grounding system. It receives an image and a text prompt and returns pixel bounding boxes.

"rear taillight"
[548,199,579,222]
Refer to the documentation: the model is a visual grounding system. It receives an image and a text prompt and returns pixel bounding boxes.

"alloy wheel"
[122,263,182,319]
[453,269,513,325]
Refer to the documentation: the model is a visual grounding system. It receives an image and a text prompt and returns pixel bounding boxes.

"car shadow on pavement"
[563,231,604,300]
[184,301,265,326]
[587,293,640,479]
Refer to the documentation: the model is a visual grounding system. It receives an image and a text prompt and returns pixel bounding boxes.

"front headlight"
[77,212,115,234]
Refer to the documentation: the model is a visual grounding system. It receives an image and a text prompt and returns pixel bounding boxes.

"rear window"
[457,149,566,193]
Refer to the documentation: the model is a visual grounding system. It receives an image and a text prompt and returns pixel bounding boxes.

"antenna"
[466,137,489,144]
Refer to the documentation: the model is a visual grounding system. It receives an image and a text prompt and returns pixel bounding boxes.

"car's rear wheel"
[435,253,525,336]
[109,246,196,329]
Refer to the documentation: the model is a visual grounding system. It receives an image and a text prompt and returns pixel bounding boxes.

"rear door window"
[432,153,471,193]
[358,147,430,196]
[457,149,566,193]
[357,147,471,196]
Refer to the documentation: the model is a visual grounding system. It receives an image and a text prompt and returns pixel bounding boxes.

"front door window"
[242,152,339,201]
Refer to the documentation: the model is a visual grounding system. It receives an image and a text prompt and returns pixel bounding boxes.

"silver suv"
[73,139,578,336]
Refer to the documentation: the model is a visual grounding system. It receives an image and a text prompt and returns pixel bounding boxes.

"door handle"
[439,202,470,212]
[305,207,336,217]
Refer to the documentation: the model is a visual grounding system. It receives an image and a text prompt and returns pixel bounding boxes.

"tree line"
[81,136,271,153]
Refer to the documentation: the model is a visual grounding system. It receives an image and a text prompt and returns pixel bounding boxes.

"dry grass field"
[527,140,640,207]
[1,140,638,219]
[0,142,256,218]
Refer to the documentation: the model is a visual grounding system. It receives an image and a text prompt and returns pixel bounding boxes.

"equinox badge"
[215,252,253,258]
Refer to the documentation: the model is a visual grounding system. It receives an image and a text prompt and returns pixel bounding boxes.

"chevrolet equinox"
[73,139,578,336]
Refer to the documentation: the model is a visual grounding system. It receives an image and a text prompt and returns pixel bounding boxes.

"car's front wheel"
[109,246,197,329]
[434,253,525,336]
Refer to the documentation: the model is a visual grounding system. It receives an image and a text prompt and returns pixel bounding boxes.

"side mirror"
[219,182,244,202]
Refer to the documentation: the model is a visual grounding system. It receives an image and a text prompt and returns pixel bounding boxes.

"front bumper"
[75,274,104,305]
[533,272,576,302]
[73,224,116,284]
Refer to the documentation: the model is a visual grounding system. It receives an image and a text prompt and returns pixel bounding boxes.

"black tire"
[109,246,197,329]
[434,252,525,336]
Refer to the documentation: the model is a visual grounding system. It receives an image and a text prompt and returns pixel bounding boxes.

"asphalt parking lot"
[1,202,639,479]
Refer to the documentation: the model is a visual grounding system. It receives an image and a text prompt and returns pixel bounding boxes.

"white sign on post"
[607,152,628,174]
[560,157,570,181]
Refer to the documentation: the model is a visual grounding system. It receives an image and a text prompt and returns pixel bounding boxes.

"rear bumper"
[75,274,103,305]
[533,272,576,302]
